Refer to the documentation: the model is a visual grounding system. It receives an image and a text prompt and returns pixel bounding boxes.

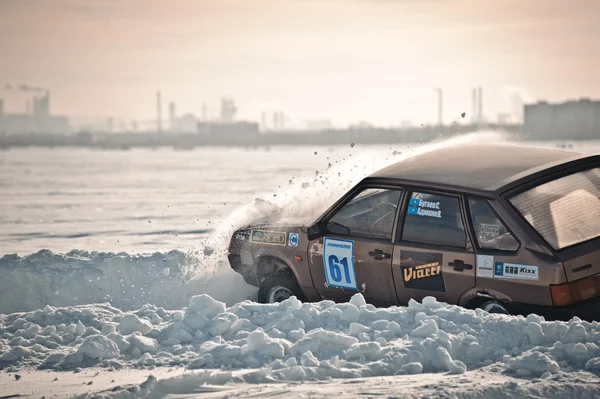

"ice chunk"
[107,333,131,352]
[411,319,439,338]
[101,324,116,335]
[128,335,160,354]
[398,362,423,375]
[506,351,560,376]
[437,347,467,374]
[340,304,361,322]
[300,350,319,367]
[349,293,366,308]
[187,294,226,319]
[118,314,153,335]
[76,335,120,359]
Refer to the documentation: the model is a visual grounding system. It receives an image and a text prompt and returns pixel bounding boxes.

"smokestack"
[279,111,285,130]
[169,101,176,132]
[0,99,4,133]
[156,91,162,133]
[472,88,477,124]
[261,112,267,130]
[202,104,207,121]
[478,87,483,124]
[435,88,443,126]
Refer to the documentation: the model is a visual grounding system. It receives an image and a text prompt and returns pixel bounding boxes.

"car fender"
[458,287,513,307]
[254,246,312,289]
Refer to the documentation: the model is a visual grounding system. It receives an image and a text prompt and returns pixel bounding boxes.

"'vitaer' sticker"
[400,251,445,292]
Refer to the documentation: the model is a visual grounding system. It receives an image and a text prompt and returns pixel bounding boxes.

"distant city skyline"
[1,0,599,127]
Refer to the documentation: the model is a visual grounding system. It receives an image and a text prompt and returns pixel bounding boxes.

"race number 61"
[323,238,358,290]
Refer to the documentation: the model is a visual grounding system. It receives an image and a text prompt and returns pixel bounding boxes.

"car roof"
[369,143,590,192]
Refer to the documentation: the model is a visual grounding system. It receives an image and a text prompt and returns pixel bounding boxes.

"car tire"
[257,270,306,304]
[479,300,509,315]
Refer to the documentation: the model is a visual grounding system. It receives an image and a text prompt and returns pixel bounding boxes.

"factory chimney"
[472,88,477,124]
[0,99,4,134]
[156,91,162,133]
[435,88,443,126]
[478,87,483,124]
[202,104,207,121]
[169,101,176,132]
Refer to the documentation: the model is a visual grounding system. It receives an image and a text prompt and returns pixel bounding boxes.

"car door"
[393,189,476,305]
[308,186,404,307]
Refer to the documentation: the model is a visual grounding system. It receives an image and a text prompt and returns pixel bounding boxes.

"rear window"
[509,167,600,250]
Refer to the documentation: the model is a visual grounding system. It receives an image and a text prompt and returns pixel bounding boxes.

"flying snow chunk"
[118,314,153,335]
[77,335,120,360]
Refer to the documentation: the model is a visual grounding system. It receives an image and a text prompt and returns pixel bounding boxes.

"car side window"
[401,191,466,247]
[468,199,519,251]
[328,188,403,240]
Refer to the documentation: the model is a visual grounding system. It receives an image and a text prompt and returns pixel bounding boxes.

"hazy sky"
[0,0,599,127]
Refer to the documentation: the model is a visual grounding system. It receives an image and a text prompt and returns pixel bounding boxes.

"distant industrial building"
[0,91,71,135]
[197,121,259,138]
[524,98,600,140]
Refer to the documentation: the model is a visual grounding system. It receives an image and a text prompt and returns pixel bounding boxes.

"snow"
[0,249,257,314]
[1,291,600,398]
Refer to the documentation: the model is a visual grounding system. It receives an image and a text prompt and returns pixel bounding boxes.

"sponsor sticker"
[400,251,445,292]
[288,233,299,247]
[249,230,287,246]
[494,262,538,280]
[408,198,442,219]
[476,255,494,278]
[323,237,358,290]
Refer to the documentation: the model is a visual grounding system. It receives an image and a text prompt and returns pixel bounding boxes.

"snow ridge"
[2,293,600,386]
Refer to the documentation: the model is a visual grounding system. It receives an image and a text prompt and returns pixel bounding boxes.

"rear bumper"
[508,296,600,322]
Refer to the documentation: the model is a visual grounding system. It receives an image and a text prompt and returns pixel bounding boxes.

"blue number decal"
[328,254,342,282]
[323,238,358,290]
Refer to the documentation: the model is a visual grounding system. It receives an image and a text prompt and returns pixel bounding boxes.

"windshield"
[509,167,600,250]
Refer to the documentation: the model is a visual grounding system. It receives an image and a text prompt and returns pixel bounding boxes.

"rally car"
[228,143,600,320]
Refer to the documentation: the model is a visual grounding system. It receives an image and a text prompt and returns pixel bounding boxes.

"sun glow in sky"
[0,0,599,127]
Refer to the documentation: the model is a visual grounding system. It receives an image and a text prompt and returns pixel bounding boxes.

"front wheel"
[479,300,509,315]
[258,270,306,304]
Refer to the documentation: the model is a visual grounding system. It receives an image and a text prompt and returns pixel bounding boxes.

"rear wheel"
[479,300,509,315]
[258,270,306,304]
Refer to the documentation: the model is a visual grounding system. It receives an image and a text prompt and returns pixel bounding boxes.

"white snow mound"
[2,292,600,387]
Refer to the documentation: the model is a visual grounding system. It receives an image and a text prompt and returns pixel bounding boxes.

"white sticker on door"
[476,255,494,278]
[323,237,358,290]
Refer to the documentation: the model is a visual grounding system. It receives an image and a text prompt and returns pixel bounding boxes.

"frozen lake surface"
[1,134,600,398]
[2,136,598,256]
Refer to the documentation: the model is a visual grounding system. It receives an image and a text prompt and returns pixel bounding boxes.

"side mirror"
[307,223,324,241]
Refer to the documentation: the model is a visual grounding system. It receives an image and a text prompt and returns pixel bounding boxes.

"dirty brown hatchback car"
[228,144,600,321]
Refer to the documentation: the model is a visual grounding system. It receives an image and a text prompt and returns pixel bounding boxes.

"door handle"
[448,259,473,271]
[368,249,391,260]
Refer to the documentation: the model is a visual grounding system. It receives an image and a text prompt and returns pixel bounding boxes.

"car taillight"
[551,275,600,307]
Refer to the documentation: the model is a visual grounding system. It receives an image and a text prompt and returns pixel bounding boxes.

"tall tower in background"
[478,87,483,124]
[472,87,483,125]
[156,91,162,133]
[0,99,4,134]
[434,88,443,126]
[220,98,237,123]
[169,101,176,132]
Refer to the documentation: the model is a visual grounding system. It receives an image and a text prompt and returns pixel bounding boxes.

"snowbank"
[2,293,600,386]
[0,249,257,314]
